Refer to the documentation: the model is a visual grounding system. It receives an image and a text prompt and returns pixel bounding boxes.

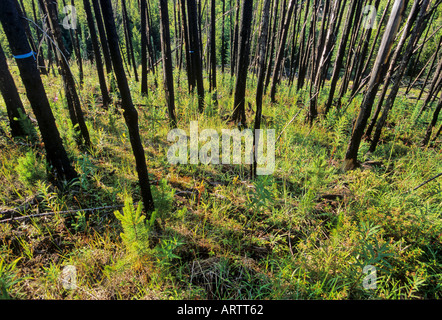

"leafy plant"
[72,210,88,232]
[248,176,274,212]
[305,155,334,191]
[155,236,184,269]
[15,150,46,186]
[152,179,175,217]
[354,221,394,269]
[0,258,23,299]
[13,108,37,139]
[114,196,156,258]
[76,153,97,189]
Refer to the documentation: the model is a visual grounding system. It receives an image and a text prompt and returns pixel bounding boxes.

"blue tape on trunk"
[13,51,37,60]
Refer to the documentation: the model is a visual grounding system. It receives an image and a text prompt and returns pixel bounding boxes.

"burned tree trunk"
[159,0,178,128]
[366,0,423,142]
[83,0,111,109]
[356,0,392,92]
[180,0,194,92]
[337,0,365,103]
[422,93,442,146]
[209,0,217,98]
[417,48,442,119]
[324,0,358,114]
[0,0,78,182]
[231,1,240,78]
[231,0,254,126]
[264,0,280,92]
[0,43,34,138]
[17,0,47,76]
[91,0,113,75]
[30,0,48,75]
[100,0,155,213]
[413,35,442,100]
[310,0,341,121]
[140,0,149,95]
[42,0,91,148]
[187,0,205,113]
[221,0,226,74]
[343,0,406,171]
[351,0,384,96]
[369,0,432,152]
[61,0,83,85]
[253,0,271,178]
[296,0,311,91]
[121,0,138,82]
[269,0,295,103]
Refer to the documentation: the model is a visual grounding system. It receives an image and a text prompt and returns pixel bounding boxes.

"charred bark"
[159,0,178,128]
[0,0,78,182]
[100,0,155,213]
[231,0,254,126]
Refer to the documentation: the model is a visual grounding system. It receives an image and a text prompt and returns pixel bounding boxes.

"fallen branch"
[411,172,442,192]
[0,196,43,220]
[0,204,125,224]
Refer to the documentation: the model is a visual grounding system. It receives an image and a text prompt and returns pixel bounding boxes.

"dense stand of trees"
[1,0,442,208]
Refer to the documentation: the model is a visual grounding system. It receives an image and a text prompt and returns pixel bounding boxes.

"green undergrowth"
[0,63,441,300]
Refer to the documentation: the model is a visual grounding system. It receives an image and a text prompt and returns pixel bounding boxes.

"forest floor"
[1,63,441,299]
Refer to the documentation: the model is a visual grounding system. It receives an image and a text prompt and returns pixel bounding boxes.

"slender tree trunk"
[121,0,138,82]
[307,0,319,102]
[209,0,217,99]
[369,0,431,153]
[180,0,194,92]
[231,0,240,78]
[231,0,254,126]
[405,8,435,95]
[18,0,47,76]
[288,1,301,85]
[264,0,280,93]
[269,0,295,103]
[422,93,442,146]
[221,0,226,74]
[187,0,205,113]
[324,0,358,114]
[416,35,442,101]
[296,0,311,91]
[61,0,84,85]
[100,0,155,214]
[159,0,178,128]
[432,121,442,142]
[83,0,111,109]
[352,0,383,96]
[173,0,180,67]
[408,35,441,97]
[417,49,442,119]
[253,0,271,178]
[0,43,34,138]
[314,0,330,75]
[146,0,158,80]
[0,0,77,182]
[31,0,48,75]
[38,0,58,75]
[357,0,392,90]
[140,0,149,95]
[366,0,421,140]
[72,0,83,83]
[343,0,406,171]
[91,0,113,74]
[310,0,340,120]
[337,0,365,103]
[42,0,91,148]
